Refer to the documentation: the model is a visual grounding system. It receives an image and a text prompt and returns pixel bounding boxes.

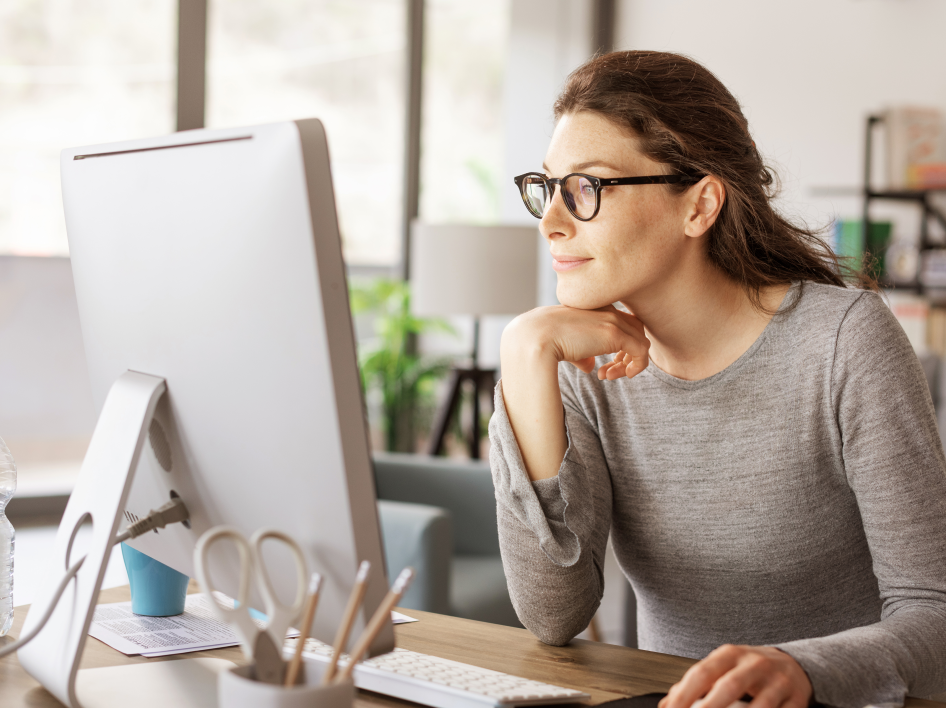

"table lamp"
[410,222,539,458]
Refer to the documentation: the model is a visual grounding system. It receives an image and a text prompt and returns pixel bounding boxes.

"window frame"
[173,0,613,275]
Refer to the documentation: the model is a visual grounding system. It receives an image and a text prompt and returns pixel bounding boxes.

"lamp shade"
[410,222,539,317]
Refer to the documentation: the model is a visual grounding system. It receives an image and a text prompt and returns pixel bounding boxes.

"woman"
[489,51,946,708]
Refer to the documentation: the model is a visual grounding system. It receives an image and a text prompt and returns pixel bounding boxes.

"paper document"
[89,592,289,657]
[89,593,417,658]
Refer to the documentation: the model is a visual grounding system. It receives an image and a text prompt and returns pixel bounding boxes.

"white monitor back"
[60,119,392,653]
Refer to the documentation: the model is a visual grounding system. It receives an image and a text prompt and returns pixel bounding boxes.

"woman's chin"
[556,288,615,311]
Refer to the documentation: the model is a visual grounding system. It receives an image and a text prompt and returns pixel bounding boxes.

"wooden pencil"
[285,573,322,687]
[321,560,371,685]
[335,567,414,684]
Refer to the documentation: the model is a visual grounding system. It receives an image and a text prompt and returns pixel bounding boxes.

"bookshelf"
[862,114,946,291]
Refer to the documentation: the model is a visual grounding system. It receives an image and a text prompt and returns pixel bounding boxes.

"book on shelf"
[885,106,946,191]
[928,307,946,358]
[887,290,929,355]
[884,293,946,359]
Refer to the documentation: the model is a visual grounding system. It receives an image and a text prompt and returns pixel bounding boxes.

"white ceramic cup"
[218,660,354,708]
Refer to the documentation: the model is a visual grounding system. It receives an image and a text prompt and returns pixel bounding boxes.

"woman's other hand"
[659,645,812,708]
[503,304,651,381]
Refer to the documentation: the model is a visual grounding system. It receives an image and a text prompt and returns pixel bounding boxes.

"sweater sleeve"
[775,292,946,707]
[487,366,613,645]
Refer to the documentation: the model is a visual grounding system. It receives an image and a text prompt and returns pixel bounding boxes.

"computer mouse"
[604,693,751,708]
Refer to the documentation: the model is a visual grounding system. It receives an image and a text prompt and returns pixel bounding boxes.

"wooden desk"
[1,586,942,708]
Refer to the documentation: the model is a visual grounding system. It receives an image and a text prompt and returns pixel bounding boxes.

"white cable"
[0,497,190,658]
[0,555,85,659]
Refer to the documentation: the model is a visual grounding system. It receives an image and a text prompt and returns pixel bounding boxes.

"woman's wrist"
[500,312,562,368]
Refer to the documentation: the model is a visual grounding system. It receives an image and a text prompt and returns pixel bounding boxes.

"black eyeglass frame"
[513,171,705,222]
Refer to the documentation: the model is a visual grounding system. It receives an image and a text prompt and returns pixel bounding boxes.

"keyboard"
[286,637,591,708]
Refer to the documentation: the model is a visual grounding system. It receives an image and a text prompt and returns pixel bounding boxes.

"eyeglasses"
[513,171,704,222]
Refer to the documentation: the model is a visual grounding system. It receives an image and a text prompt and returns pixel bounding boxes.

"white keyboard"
[286,637,591,708]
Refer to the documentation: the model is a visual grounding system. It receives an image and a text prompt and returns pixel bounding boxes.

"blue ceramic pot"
[120,543,189,616]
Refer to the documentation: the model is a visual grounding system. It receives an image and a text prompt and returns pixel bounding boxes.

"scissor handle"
[194,525,258,658]
[248,528,309,642]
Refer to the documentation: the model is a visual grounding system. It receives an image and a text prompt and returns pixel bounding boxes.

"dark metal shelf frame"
[863,115,946,263]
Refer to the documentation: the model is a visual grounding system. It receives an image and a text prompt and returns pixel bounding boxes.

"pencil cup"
[121,542,189,616]
[218,661,354,708]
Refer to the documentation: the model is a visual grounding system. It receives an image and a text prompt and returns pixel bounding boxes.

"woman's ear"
[683,176,725,239]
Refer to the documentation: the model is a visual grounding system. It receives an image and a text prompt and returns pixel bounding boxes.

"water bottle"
[0,437,15,636]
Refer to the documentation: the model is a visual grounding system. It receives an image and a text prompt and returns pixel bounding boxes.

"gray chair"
[373,452,520,627]
[377,499,452,614]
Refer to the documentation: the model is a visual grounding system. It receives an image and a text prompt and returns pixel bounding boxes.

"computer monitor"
[18,119,393,705]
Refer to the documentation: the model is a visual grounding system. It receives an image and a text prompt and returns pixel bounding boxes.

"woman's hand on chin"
[504,304,651,382]
[659,645,812,708]
[500,303,651,479]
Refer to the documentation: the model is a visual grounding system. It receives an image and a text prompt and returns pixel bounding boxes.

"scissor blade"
[252,632,287,685]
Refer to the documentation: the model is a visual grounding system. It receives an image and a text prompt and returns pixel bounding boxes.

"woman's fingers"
[694,660,768,708]
[744,681,795,708]
[659,646,811,708]
[595,308,648,374]
[624,352,649,379]
[661,645,739,708]
[596,347,649,382]
[597,353,620,380]
[597,351,624,380]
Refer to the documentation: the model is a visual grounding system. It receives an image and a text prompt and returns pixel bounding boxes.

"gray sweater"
[488,282,946,708]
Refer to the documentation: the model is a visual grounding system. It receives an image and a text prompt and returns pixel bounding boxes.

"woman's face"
[540,111,700,310]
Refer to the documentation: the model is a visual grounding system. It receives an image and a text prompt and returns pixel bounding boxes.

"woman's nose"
[540,186,573,240]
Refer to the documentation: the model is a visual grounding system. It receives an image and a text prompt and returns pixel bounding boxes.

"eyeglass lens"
[521,175,597,219]
[521,176,549,218]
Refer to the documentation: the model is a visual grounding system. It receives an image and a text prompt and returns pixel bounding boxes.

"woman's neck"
[620,265,790,382]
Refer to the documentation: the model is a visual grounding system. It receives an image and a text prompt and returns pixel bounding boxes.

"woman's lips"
[552,256,592,272]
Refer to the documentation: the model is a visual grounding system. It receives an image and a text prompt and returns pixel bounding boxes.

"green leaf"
[350,278,457,452]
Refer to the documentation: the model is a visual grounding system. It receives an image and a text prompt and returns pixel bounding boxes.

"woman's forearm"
[499,334,568,481]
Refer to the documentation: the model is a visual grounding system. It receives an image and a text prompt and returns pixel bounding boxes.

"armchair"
[373,452,519,627]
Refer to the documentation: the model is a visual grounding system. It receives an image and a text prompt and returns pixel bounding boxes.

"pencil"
[335,567,414,684]
[285,572,322,687]
[321,560,371,685]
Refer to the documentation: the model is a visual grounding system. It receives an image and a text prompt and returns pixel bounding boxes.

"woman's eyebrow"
[541,160,624,174]
[572,160,623,172]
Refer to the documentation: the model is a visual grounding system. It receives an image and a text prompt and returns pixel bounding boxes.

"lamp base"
[428,366,497,459]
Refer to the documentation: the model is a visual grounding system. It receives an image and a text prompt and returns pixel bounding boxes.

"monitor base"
[75,658,235,708]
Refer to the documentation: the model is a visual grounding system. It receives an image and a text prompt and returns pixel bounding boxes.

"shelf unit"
[862,114,946,290]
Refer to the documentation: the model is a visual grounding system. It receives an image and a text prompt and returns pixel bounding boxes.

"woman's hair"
[554,51,873,310]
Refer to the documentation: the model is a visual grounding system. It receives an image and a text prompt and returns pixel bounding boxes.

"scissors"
[195,525,308,685]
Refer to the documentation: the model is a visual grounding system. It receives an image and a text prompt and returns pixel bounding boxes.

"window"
[0,0,176,255]
[420,0,509,225]
[206,0,407,267]
[1,1,512,261]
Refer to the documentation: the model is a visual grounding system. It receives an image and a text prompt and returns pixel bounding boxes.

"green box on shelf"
[833,219,892,278]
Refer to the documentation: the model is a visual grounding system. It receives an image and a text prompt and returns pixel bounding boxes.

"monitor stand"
[15,370,231,708]
[75,657,234,708]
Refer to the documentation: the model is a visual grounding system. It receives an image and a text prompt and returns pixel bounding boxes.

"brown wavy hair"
[554,51,873,311]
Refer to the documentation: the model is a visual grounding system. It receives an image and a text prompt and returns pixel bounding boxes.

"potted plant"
[350,279,454,453]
